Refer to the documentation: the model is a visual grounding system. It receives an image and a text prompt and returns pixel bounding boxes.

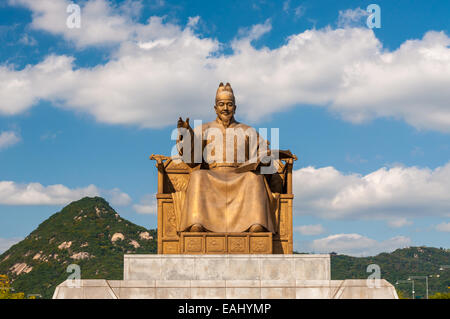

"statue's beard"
[217,112,234,127]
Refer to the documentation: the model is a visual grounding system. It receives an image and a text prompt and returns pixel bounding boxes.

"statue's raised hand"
[177,117,191,130]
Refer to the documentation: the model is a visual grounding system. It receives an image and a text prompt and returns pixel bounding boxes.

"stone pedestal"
[124,254,330,281]
[53,254,398,299]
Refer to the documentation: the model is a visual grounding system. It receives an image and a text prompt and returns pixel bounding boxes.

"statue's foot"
[189,223,205,232]
[248,224,265,232]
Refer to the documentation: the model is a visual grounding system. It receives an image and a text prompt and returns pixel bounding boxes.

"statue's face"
[214,98,236,123]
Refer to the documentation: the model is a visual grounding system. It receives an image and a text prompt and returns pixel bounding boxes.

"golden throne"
[150,153,297,254]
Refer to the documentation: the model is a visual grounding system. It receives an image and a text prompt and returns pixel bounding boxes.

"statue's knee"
[189,223,206,232]
[248,224,266,232]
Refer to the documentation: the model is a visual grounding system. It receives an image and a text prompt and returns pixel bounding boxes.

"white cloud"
[0,24,219,126]
[337,7,369,28]
[387,218,413,228]
[293,6,305,18]
[2,1,450,132]
[293,162,450,220]
[283,1,305,18]
[436,222,450,232]
[9,0,136,48]
[236,18,272,42]
[0,181,130,206]
[307,233,411,257]
[133,203,157,214]
[104,188,132,206]
[119,0,144,19]
[187,16,200,28]
[0,131,21,150]
[133,194,157,214]
[19,33,37,46]
[0,237,23,254]
[295,224,325,236]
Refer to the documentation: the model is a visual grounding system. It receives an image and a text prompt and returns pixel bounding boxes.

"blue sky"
[0,0,449,256]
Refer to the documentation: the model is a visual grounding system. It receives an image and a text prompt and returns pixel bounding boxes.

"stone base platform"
[53,278,398,299]
[52,254,398,299]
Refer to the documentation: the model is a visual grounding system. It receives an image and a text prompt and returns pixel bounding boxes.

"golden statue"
[151,83,296,254]
[177,82,277,234]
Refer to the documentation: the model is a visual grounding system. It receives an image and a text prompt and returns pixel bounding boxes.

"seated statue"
[175,82,282,234]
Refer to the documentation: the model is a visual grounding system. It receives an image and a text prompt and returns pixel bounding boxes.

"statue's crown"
[216,82,235,103]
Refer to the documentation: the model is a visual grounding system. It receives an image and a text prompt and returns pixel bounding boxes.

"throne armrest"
[266,150,297,194]
[150,154,192,194]
[277,149,298,161]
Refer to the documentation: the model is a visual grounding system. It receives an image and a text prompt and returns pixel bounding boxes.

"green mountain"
[0,197,157,299]
[331,247,450,298]
[1,197,448,299]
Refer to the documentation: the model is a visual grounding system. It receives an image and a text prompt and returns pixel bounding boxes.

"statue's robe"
[176,118,277,233]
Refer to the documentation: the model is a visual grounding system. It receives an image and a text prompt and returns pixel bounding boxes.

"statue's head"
[214,82,236,125]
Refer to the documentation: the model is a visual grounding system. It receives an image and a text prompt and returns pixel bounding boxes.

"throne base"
[180,232,272,254]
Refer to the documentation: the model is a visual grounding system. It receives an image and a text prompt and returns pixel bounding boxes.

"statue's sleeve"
[236,129,270,173]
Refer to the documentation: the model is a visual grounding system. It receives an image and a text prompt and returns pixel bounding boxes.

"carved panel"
[185,237,203,253]
[163,241,179,254]
[206,237,226,253]
[250,236,270,254]
[228,236,247,254]
[167,173,190,192]
[279,199,288,237]
[163,202,177,238]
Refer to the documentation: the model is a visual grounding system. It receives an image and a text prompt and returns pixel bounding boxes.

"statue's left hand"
[177,117,191,130]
